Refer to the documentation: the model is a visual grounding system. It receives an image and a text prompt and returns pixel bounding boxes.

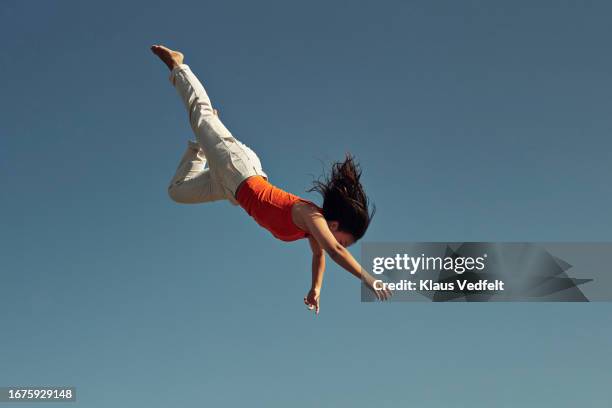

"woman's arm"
[309,236,326,291]
[304,236,326,314]
[296,206,391,301]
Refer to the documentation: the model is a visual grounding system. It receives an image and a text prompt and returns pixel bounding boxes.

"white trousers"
[167,64,267,205]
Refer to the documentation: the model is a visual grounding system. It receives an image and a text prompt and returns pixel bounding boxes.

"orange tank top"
[236,176,321,242]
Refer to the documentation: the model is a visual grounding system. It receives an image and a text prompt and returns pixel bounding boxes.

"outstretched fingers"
[374,286,392,301]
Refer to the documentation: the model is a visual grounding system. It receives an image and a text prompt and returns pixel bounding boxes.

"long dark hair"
[308,153,375,241]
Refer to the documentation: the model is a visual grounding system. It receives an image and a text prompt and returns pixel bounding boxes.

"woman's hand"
[364,275,393,301]
[304,288,321,315]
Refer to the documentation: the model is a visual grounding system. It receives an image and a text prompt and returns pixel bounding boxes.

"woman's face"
[328,221,356,247]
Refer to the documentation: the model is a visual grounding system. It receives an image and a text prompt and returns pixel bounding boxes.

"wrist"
[363,274,377,287]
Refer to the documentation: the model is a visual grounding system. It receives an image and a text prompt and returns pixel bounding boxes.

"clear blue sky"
[1,1,611,406]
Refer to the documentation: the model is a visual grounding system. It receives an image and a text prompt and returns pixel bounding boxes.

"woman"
[151,45,391,313]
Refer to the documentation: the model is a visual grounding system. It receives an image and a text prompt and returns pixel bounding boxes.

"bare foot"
[150,44,184,70]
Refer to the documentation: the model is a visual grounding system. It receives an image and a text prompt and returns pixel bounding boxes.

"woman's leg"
[169,64,235,167]
[167,141,225,204]
[152,45,267,204]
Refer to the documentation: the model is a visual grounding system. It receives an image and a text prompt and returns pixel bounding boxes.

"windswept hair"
[308,153,375,241]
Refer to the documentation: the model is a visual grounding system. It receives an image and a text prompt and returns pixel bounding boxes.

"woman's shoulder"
[290,199,323,237]
[293,198,323,214]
